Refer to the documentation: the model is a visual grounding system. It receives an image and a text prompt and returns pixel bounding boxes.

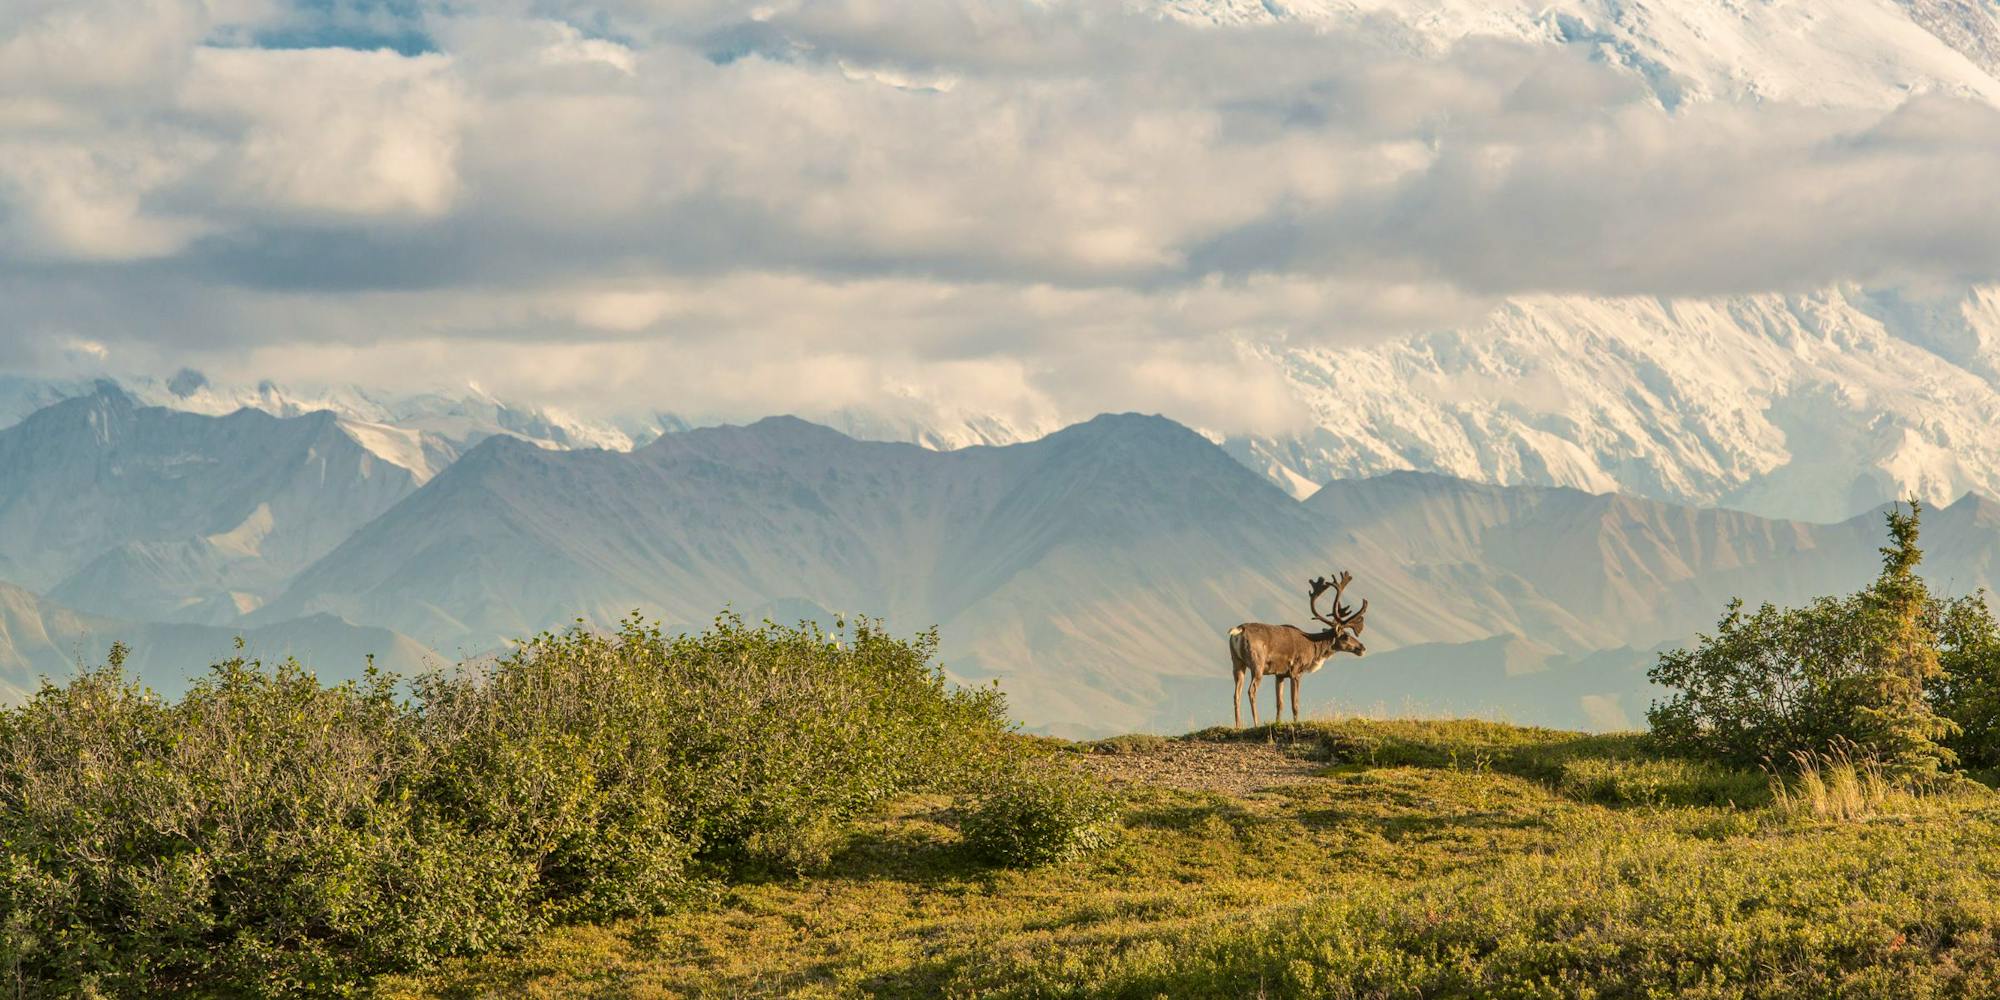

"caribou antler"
[1309,571,1367,632]
[1308,574,1339,628]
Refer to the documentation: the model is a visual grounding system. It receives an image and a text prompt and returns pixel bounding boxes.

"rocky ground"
[1071,732,1326,796]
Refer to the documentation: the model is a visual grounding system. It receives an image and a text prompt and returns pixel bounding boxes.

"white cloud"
[180,47,464,219]
[5,0,2000,433]
[0,139,214,260]
[0,0,218,96]
[572,289,676,331]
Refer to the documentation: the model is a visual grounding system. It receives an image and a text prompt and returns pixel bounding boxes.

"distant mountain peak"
[0,393,436,612]
[1940,490,2000,526]
[166,368,209,399]
[1041,411,1222,452]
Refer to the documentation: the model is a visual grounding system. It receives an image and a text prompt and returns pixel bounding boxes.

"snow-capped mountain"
[0,372,1048,470]
[1,372,665,456]
[1157,0,2000,110]
[1153,0,2000,524]
[1233,287,2000,523]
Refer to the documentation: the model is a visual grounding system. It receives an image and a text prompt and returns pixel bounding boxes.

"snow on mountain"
[0,372,1049,474]
[1154,0,2000,109]
[1139,0,2000,525]
[0,372,652,459]
[1232,287,2000,523]
[139,374,645,457]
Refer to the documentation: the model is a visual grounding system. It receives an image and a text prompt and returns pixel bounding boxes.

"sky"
[7,0,2000,434]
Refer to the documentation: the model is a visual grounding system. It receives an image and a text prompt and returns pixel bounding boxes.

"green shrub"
[962,766,1120,867]
[643,615,1014,873]
[0,647,536,998]
[413,625,701,924]
[1650,502,1958,777]
[1930,590,2000,769]
[0,614,1019,997]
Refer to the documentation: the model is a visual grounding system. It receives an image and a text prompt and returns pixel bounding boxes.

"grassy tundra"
[380,719,2000,999]
[5,625,2000,997]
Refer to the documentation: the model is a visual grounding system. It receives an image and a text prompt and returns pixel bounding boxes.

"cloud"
[4,0,2000,432]
[179,46,464,219]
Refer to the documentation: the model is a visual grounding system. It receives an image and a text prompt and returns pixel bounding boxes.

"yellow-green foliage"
[961,764,1121,867]
[382,720,2000,1000]
[0,616,1030,998]
[1650,503,1962,777]
[1559,756,1770,807]
[384,718,2000,999]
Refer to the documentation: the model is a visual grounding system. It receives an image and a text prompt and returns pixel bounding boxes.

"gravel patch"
[1073,736,1325,796]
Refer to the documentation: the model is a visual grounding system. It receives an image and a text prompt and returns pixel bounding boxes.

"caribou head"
[1307,571,1368,656]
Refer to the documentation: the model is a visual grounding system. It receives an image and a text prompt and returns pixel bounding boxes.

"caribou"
[1228,571,1368,726]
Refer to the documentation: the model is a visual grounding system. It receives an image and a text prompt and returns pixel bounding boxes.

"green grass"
[376,719,2000,999]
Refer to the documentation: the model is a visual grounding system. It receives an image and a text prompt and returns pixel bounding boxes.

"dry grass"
[1769,745,1908,821]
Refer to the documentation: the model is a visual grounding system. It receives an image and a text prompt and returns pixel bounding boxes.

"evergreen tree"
[1853,500,1957,777]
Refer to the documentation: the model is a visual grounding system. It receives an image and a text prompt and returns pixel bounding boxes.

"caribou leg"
[1233,665,1244,728]
[1246,674,1261,726]
[1273,676,1283,726]
[1290,675,1302,724]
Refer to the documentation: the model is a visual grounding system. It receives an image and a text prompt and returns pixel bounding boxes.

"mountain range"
[5,383,1997,735]
[0,385,447,622]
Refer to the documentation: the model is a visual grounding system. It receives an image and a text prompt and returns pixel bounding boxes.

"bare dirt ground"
[1072,736,1326,796]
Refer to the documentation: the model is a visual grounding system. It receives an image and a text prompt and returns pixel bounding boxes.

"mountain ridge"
[7,388,1998,734]
[249,410,1997,734]
[0,384,438,623]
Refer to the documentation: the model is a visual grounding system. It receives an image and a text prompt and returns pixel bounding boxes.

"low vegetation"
[0,616,1067,997]
[370,719,2000,998]
[961,764,1121,868]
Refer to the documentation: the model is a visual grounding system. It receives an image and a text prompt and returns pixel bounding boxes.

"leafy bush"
[1929,590,2000,769]
[1648,596,1872,764]
[962,766,1120,867]
[1650,502,1958,777]
[0,646,534,998]
[0,615,1019,997]
[635,615,1014,873]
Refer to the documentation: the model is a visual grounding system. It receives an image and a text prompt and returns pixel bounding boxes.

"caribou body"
[1229,571,1368,726]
